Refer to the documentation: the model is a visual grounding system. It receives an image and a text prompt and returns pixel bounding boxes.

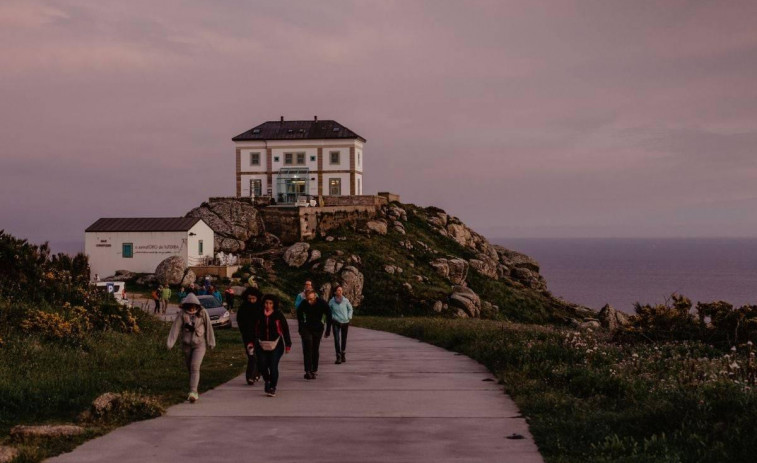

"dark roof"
[232,119,366,143]
[85,217,203,233]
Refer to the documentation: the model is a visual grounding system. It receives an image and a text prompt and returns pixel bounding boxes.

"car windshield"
[198,297,222,309]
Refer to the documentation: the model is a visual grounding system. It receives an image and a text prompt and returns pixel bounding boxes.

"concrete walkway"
[47,323,543,463]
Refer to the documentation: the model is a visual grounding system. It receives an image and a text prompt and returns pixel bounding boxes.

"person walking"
[294,279,314,309]
[224,286,236,311]
[211,285,223,304]
[178,286,188,303]
[254,295,292,397]
[237,287,263,385]
[161,285,172,314]
[328,285,354,364]
[152,286,161,314]
[167,293,216,403]
[296,289,331,380]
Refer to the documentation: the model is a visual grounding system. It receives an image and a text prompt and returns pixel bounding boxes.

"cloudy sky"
[2,0,757,247]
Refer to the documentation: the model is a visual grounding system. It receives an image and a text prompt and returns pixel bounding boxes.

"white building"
[84,218,214,279]
[232,117,366,204]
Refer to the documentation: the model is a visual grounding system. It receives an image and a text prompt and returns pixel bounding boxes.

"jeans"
[332,322,349,354]
[182,343,207,393]
[300,326,324,373]
[257,340,284,388]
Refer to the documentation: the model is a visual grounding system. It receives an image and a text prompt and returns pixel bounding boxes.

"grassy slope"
[355,317,757,463]
[257,202,569,322]
[0,311,245,462]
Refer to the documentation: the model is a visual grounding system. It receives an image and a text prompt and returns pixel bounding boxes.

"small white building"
[84,217,214,279]
[232,116,366,204]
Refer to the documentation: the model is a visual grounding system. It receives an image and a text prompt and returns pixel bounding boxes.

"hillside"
[187,198,595,325]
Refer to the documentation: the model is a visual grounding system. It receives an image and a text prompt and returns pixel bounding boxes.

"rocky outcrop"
[340,265,364,307]
[448,285,481,318]
[0,446,18,463]
[186,198,267,253]
[180,269,196,288]
[468,255,499,279]
[155,256,187,285]
[283,242,310,268]
[598,304,630,331]
[429,258,468,285]
[493,245,547,291]
[365,219,388,235]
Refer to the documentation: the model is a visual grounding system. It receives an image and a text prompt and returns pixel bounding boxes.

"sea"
[51,238,757,314]
[495,238,757,313]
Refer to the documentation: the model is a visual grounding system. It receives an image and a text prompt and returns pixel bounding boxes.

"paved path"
[47,323,543,463]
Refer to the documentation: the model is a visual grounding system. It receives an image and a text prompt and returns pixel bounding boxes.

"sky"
[2,0,757,248]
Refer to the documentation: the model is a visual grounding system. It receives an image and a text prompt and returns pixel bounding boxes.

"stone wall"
[378,192,401,203]
[259,204,381,244]
[321,195,387,207]
[259,208,303,244]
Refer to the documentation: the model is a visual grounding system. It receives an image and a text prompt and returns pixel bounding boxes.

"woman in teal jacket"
[328,285,353,364]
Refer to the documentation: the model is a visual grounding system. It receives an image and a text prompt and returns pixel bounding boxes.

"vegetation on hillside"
[356,317,757,463]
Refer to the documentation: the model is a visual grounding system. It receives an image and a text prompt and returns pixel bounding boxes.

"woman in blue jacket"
[328,285,353,364]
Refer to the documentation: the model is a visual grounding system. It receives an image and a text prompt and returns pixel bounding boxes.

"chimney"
[280,116,284,123]
[314,115,318,122]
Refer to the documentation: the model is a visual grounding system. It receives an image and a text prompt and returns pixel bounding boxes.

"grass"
[354,316,757,463]
[0,310,246,462]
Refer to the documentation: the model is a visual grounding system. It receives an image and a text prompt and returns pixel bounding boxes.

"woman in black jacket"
[237,287,263,385]
[255,294,292,397]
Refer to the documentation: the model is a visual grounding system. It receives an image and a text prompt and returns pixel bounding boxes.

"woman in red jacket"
[254,295,292,397]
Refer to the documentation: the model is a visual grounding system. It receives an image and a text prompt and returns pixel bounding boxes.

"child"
[167,293,216,402]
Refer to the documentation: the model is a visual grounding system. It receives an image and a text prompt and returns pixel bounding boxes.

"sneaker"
[188,392,199,403]
[335,356,342,364]
[246,377,255,385]
[268,388,276,397]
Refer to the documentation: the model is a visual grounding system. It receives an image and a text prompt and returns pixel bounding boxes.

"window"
[198,240,204,255]
[122,243,133,258]
[358,152,361,166]
[252,128,260,134]
[249,179,262,197]
[358,178,361,195]
[285,153,305,165]
[329,178,342,196]
[249,152,260,166]
[330,151,340,165]
[274,156,280,162]
[310,155,316,162]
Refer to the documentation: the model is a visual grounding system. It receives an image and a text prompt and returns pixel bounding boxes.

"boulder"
[511,267,547,291]
[365,219,388,235]
[598,304,630,331]
[104,270,134,281]
[309,249,322,262]
[180,269,196,288]
[433,300,444,313]
[469,256,499,280]
[448,285,481,318]
[325,236,335,242]
[429,258,449,279]
[186,198,267,253]
[323,258,343,274]
[393,222,406,235]
[446,223,472,247]
[283,242,310,268]
[447,258,469,284]
[402,282,413,292]
[494,245,541,273]
[154,256,187,285]
[579,319,601,330]
[339,266,364,307]
[384,265,396,275]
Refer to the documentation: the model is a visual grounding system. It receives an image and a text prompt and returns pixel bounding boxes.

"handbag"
[258,337,280,351]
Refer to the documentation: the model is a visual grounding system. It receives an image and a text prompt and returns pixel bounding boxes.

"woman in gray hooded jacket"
[167,293,216,402]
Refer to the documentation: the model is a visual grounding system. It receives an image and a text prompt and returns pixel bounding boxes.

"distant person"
[94,273,100,282]
[255,294,292,396]
[204,275,212,291]
[211,285,223,303]
[167,293,216,403]
[328,285,354,364]
[197,286,208,296]
[178,286,188,303]
[237,287,263,385]
[161,285,172,314]
[294,280,314,309]
[152,286,161,314]
[187,283,197,295]
[225,286,236,311]
[296,289,331,380]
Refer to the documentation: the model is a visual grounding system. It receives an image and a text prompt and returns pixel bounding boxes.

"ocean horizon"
[496,237,757,313]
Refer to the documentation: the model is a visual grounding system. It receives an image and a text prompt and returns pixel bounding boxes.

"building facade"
[84,218,214,279]
[232,117,366,204]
